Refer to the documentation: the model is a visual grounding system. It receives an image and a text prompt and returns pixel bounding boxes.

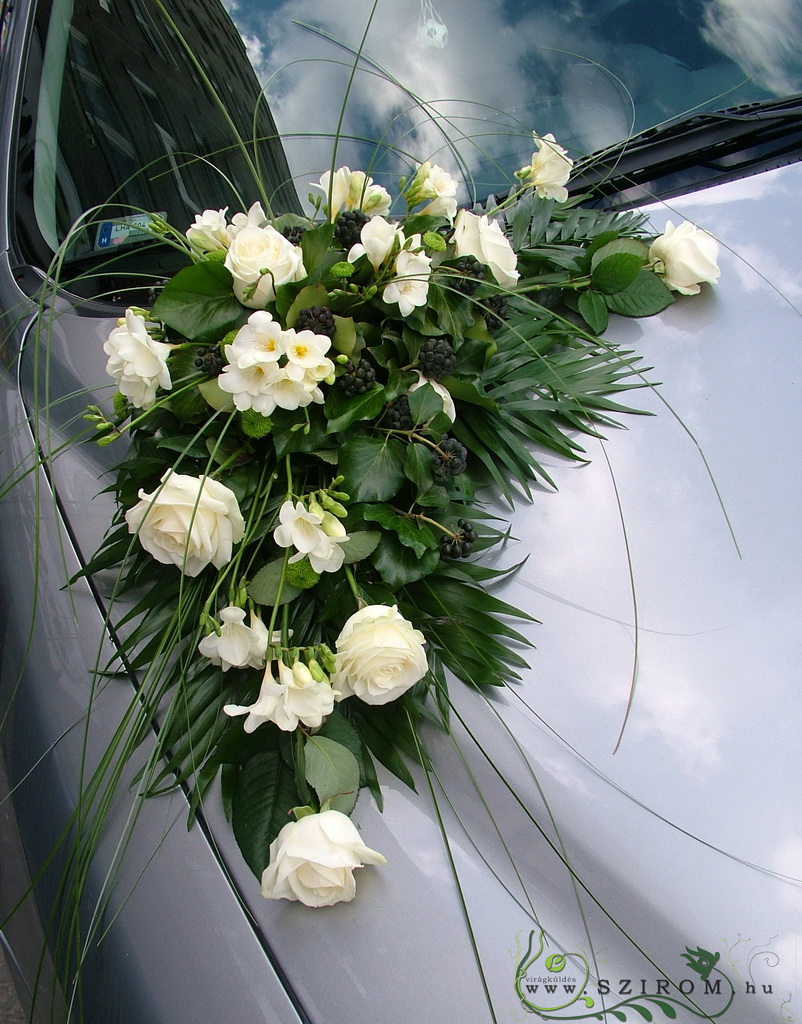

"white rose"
[261,810,386,907]
[383,245,432,317]
[331,604,428,705]
[186,208,230,252]
[224,225,306,308]
[125,471,245,577]
[104,309,172,409]
[228,201,268,239]
[516,133,573,202]
[649,220,721,295]
[452,210,519,290]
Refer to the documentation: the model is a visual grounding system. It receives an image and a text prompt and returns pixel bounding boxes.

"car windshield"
[15,0,802,276]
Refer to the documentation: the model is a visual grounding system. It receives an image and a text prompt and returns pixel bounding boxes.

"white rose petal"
[452,210,519,290]
[198,606,270,671]
[649,220,721,295]
[104,309,172,410]
[331,604,428,705]
[125,471,245,577]
[224,224,306,308]
[261,810,386,907]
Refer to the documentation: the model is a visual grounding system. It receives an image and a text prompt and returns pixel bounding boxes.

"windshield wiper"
[572,95,802,206]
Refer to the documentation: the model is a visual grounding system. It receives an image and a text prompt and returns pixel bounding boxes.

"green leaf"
[363,504,437,557]
[648,1000,677,1019]
[441,376,496,411]
[371,531,440,587]
[324,384,387,434]
[338,435,406,501]
[339,530,381,562]
[578,290,609,334]
[605,270,674,317]
[403,442,436,498]
[591,251,645,294]
[407,381,446,425]
[231,749,300,875]
[629,1004,654,1021]
[285,283,330,327]
[248,558,303,607]
[590,236,649,269]
[300,222,336,275]
[317,710,367,781]
[304,736,360,815]
[151,261,244,342]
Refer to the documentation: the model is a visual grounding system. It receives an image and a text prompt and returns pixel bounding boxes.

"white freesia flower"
[409,161,459,222]
[224,224,306,308]
[217,315,333,415]
[125,471,245,577]
[104,309,172,410]
[228,201,268,238]
[313,167,391,221]
[186,208,230,252]
[649,220,721,295]
[273,499,348,574]
[197,606,270,671]
[516,133,573,202]
[224,658,335,733]
[261,809,386,907]
[452,210,519,289]
[284,329,333,381]
[331,604,428,705]
[347,216,404,270]
[409,371,456,422]
[383,243,432,317]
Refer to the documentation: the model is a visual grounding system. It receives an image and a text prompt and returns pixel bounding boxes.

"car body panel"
[1,0,802,1020]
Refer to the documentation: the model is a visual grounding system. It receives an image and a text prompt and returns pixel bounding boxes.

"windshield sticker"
[94,213,163,251]
[512,930,793,1021]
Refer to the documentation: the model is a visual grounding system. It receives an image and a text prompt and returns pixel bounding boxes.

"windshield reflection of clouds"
[702,0,802,94]
[223,0,802,197]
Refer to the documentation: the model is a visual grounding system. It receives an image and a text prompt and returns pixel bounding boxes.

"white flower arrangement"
[78,146,719,910]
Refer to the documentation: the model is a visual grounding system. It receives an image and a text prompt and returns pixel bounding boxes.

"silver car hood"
[9,161,802,1023]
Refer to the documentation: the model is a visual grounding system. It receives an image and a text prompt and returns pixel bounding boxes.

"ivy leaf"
[371,531,440,586]
[248,559,302,607]
[407,380,447,425]
[605,270,674,317]
[151,261,244,342]
[304,736,361,815]
[324,384,387,434]
[363,504,438,557]
[338,435,406,501]
[231,749,300,875]
[300,222,336,278]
